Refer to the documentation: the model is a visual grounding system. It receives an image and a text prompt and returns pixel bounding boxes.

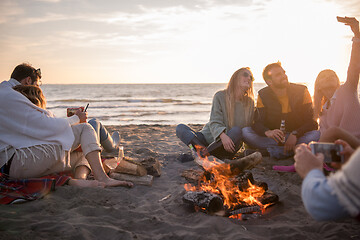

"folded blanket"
[0,173,71,204]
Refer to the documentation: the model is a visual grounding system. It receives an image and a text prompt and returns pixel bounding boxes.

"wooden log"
[139,157,161,177]
[229,205,261,215]
[109,172,153,186]
[227,152,262,175]
[181,169,204,184]
[102,157,120,174]
[113,159,147,176]
[183,191,224,214]
[257,191,279,205]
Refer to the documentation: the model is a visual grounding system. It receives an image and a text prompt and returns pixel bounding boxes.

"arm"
[302,169,350,221]
[208,91,227,140]
[343,17,360,90]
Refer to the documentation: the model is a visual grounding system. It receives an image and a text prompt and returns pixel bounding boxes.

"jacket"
[252,83,318,137]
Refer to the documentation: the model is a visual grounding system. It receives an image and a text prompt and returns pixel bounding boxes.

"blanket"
[0,173,71,204]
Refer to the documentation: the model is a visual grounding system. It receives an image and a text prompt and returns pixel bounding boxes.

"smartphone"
[309,142,344,163]
[336,16,347,23]
[66,107,84,117]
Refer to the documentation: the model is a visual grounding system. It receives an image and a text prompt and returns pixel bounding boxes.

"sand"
[0,124,359,240]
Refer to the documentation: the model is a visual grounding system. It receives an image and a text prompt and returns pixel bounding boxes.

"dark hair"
[262,62,282,83]
[13,85,46,109]
[10,63,41,84]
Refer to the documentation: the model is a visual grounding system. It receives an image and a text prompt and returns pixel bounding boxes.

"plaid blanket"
[0,173,71,204]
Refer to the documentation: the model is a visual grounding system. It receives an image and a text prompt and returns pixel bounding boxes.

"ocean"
[41,83,270,125]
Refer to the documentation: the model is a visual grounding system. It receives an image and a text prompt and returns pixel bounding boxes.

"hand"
[340,17,359,37]
[75,109,88,123]
[284,134,297,153]
[219,132,235,153]
[294,144,324,179]
[333,139,355,169]
[265,129,285,144]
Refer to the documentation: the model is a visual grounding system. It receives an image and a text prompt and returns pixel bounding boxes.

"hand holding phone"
[309,142,344,163]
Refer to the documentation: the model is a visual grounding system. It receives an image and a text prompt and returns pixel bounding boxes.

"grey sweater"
[200,90,254,144]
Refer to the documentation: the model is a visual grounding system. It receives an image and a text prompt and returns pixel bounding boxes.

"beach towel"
[0,173,71,204]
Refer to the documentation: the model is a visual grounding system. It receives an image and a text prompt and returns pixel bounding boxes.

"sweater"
[0,79,75,167]
[200,90,254,144]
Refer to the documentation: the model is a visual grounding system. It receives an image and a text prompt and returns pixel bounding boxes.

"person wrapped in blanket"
[0,63,132,188]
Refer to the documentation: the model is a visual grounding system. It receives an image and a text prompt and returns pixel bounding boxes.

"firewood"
[183,191,224,214]
[258,191,279,205]
[181,169,204,184]
[229,205,261,215]
[139,157,161,177]
[102,157,120,174]
[109,172,153,186]
[113,159,147,176]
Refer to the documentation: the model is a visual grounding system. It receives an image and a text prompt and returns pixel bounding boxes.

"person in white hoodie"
[0,63,132,188]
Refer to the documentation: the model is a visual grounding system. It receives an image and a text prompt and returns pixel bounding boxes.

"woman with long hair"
[313,17,360,143]
[176,67,255,160]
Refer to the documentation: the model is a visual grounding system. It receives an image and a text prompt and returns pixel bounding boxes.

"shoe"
[111,131,120,148]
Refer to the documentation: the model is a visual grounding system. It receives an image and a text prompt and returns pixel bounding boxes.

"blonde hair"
[13,85,47,109]
[225,67,254,128]
[313,69,340,119]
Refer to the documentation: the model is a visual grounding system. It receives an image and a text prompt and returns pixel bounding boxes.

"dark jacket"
[252,83,318,137]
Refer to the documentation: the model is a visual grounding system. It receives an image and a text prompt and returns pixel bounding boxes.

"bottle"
[279,119,286,145]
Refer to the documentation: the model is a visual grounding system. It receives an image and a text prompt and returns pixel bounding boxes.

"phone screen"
[310,143,344,163]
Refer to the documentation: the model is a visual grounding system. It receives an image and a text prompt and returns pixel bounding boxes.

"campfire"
[183,146,279,219]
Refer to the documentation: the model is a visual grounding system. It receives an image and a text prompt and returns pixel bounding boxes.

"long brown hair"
[13,85,47,109]
[225,67,254,128]
[313,69,340,119]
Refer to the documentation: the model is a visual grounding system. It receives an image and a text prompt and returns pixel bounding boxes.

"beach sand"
[1,124,359,240]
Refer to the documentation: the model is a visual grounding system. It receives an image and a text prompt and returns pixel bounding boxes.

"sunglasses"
[34,68,42,86]
[242,72,254,81]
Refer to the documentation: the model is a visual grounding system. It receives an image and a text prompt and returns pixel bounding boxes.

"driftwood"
[183,191,224,214]
[109,172,153,186]
[113,159,147,176]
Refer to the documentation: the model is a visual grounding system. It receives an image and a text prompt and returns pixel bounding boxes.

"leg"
[319,127,360,148]
[207,127,243,159]
[242,127,278,150]
[176,124,207,147]
[242,127,290,159]
[71,123,133,188]
[88,118,120,152]
[297,130,321,145]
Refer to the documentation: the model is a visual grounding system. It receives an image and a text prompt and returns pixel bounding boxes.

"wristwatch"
[291,130,298,137]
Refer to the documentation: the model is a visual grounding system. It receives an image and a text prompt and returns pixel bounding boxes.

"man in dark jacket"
[242,62,320,159]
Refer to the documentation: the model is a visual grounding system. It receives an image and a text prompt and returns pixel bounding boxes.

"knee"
[241,127,253,136]
[229,126,242,136]
[88,118,100,128]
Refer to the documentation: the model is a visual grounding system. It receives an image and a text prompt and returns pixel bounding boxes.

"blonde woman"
[313,17,360,143]
[176,67,255,160]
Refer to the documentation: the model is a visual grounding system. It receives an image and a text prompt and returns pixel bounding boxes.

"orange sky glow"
[0,0,359,86]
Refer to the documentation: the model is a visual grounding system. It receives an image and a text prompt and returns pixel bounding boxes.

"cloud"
[0,1,24,24]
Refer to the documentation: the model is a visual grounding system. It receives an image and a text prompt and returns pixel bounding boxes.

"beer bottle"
[279,119,286,145]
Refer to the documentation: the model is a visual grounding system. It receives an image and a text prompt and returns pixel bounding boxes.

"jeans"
[242,127,320,159]
[176,124,243,159]
[88,118,110,143]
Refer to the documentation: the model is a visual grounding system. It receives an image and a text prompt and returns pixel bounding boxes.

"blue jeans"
[88,118,111,143]
[242,127,320,159]
[176,124,243,160]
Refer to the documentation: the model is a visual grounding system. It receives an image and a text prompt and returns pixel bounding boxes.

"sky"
[0,0,359,85]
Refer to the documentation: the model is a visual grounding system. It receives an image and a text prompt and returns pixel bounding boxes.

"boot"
[101,131,121,158]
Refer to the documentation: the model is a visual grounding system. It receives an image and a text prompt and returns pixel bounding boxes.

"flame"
[184,145,269,216]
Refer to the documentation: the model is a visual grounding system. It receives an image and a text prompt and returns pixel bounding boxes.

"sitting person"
[313,17,360,141]
[176,67,255,160]
[0,63,132,188]
[242,62,319,159]
[294,139,360,221]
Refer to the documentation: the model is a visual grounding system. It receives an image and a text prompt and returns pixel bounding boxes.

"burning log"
[183,191,224,214]
[234,171,268,192]
[257,191,279,205]
[229,205,261,215]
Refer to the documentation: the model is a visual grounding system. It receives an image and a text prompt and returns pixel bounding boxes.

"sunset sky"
[0,0,359,85]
